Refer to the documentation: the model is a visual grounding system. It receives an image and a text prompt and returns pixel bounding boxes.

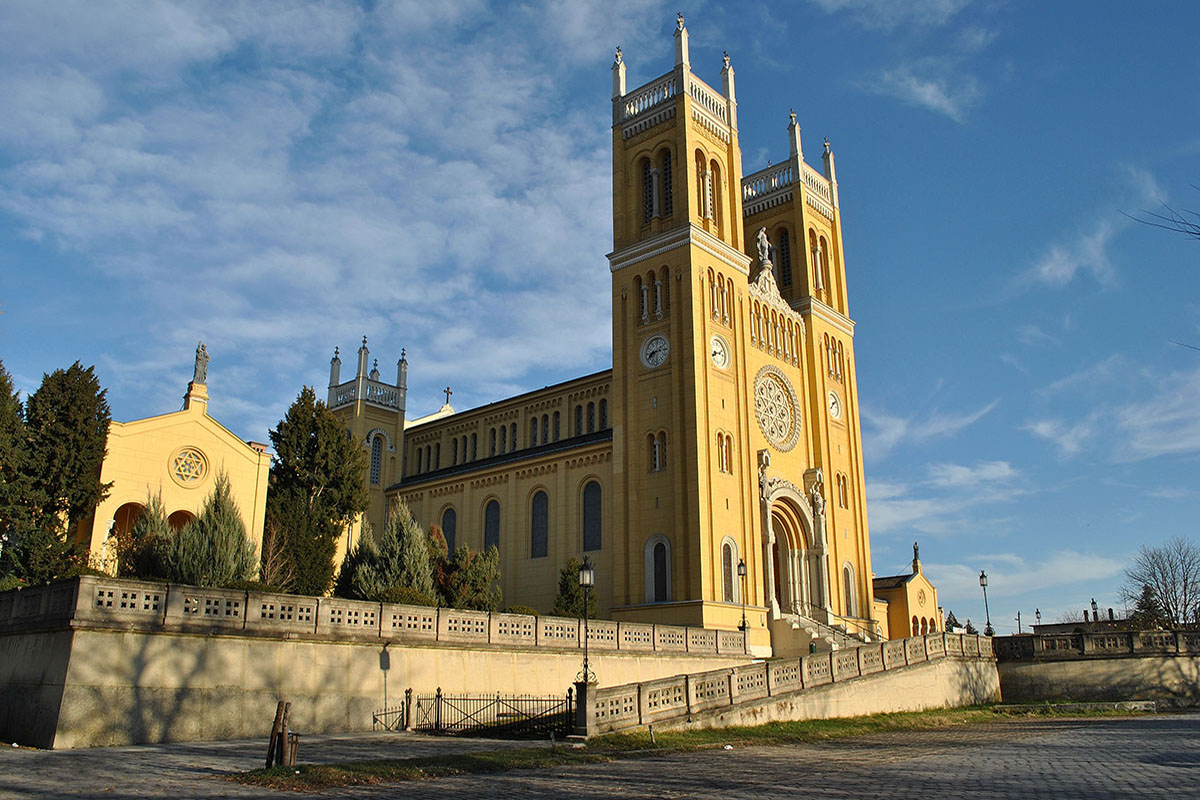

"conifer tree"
[22,362,111,531]
[118,491,170,579]
[551,557,597,618]
[153,472,255,587]
[338,502,436,604]
[944,610,961,630]
[266,387,368,596]
[0,361,30,538]
[439,545,502,611]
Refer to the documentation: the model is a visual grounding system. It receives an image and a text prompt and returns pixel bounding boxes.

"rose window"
[171,447,207,485]
[753,367,801,451]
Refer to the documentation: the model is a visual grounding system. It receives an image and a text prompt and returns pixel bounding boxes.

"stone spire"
[674,12,689,68]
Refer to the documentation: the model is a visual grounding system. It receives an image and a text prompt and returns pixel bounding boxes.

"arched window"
[921,618,929,636]
[641,159,654,224]
[489,428,497,457]
[582,480,602,551]
[370,435,383,485]
[912,616,920,637]
[553,411,561,441]
[710,160,722,236]
[721,539,739,603]
[471,432,478,461]
[819,235,831,297]
[542,414,550,443]
[843,563,857,617]
[661,266,670,311]
[425,445,432,472]
[661,150,673,217]
[484,499,500,551]
[441,507,457,551]
[695,150,708,219]
[645,535,672,603]
[499,426,507,454]
[510,422,517,451]
[649,432,667,472]
[777,228,792,286]
[530,491,549,558]
[452,437,459,466]
[587,402,596,433]
[809,229,823,293]
[575,405,584,436]
[599,399,608,430]
[708,268,718,317]
[434,442,440,470]
[837,473,849,509]
[530,417,538,447]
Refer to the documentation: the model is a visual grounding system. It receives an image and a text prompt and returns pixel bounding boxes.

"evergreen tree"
[551,557,597,618]
[439,545,502,611]
[944,610,961,630]
[1130,583,1167,629]
[117,491,170,579]
[23,362,111,532]
[153,472,255,587]
[266,387,368,596]
[0,361,31,539]
[338,502,437,604]
[1,521,86,585]
[964,619,979,635]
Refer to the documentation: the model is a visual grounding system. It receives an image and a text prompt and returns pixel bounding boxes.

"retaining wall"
[0,577,750,748]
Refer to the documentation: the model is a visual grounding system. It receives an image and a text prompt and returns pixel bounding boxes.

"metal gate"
[412,688,574,738]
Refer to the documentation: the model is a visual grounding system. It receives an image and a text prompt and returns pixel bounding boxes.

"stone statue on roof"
[193,341,209,385]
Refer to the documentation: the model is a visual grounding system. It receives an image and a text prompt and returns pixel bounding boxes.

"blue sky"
[2,1,1197,632]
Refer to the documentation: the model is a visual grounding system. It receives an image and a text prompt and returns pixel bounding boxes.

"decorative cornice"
[794,297,856,336]
[608,224,751,276]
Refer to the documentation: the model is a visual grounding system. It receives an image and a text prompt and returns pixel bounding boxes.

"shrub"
[152,472,256,587]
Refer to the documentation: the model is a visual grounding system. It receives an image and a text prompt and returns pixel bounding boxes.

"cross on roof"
[443,386,453,404]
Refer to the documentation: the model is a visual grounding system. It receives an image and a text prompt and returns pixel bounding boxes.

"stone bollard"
[573,680,597,738]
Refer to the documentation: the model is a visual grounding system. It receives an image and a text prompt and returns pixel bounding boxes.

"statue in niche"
[756,226,771,265]
[192,341,209,385]
[809,470,825,518]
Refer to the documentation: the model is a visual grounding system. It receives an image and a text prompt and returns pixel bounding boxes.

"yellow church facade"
[329,19,922,654]
[79,346,271,570]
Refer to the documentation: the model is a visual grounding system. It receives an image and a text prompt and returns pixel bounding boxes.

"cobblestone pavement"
[1,715,1196,799]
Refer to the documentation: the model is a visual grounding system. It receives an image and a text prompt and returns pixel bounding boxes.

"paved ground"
[1,714,1196,798]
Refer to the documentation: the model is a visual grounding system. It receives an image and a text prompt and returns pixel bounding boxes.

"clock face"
[828,391,842,420]
[710,335,730,369]
[640,335,670,369]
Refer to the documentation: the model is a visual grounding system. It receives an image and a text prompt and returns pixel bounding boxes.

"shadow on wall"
[998,657,1200,707]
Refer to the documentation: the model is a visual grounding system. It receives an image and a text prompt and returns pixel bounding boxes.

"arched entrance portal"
[168,509,196,531]
[769,500,826,617]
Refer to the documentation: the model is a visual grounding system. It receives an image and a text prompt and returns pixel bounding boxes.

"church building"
[327,18,934,653]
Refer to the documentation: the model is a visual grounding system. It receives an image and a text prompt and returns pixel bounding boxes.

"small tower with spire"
[325,336,409,552]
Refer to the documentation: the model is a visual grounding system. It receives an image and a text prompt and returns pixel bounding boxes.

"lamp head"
[737,558,747,578]
[579,557,595,588]
[979,570,988,588]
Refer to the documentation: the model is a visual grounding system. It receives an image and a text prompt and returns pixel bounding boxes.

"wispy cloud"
[863,399,998,459]
[862,62,982,123]
[1023,414,1101,459]
[805,0,971,33]
[1027,220,1117,287]
[867,459,1020,538]
[1015,324,1057,347]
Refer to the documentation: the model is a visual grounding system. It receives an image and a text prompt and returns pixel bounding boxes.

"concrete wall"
[32,627,749,749]
[998,657,1200,707]
[656,658,1000,733]
[0,577,752,749]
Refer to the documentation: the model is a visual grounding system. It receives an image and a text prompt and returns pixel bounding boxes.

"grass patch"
[235,705,1152,791]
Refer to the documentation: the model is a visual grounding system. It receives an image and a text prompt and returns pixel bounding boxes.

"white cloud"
[805,0,971,32]
[927,460,1016,488]
[1015,324,1057,346]
[1023,415,1099,459]
[1027,220,1117,287]
[1112,366,1200,462]
[863,399,997,460]
[864,63,982,123]
[930,550,1124,604]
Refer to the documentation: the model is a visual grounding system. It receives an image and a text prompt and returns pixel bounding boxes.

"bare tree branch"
[1121,537,1200,627]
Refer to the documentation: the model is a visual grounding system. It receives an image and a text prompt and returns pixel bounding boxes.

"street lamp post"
[979,570,994,637]
[578,557,595,683]
[737,558,748,633]
[1035,608,1041,628]
[1090,598,1099,626]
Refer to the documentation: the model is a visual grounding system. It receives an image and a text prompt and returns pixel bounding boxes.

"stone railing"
[688,77,728,126]
[0,576,746,657]
[994,630,1200,662]
[742,163,794,217]
[802,162,833,203]
[589,631,994,735]
[622,72,677,122]
[329,378,401,410]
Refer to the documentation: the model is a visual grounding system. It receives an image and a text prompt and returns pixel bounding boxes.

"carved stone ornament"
[753,365,801,452]
[170,446,208,487]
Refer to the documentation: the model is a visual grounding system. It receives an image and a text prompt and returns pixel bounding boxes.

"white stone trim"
[795,297,856,336]
[608,224,751,276]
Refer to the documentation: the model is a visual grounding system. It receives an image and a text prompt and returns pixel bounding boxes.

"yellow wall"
[83,382,270,570]
[875,563,941,639]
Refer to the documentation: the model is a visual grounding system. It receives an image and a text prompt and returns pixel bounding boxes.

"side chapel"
[326,18,937,653]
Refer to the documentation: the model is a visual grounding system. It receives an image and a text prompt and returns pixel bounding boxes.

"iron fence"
[372,702,406,731]
[412,688,574,739]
